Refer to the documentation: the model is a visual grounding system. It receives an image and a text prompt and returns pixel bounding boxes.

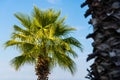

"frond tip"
[57,53,77,74]
[64,37,83,51]
[5,40,22,48]
[11,55,25,70]
[14,13,31,28]
[11,55,35,70]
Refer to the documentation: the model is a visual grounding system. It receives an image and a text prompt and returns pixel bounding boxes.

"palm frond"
[13,25,30,35]
[45,9,61,24]
[11,55,35,70]
[14,13,31,28]
[67,48,78,58]
[5,40,23,48]
[56,16,66,24]
[33,6,43,26]
[20,43,35,53]
[55,24,76,37]
[33,6,61,27]
[53,50,76,74]
[27,45,41,58]
[63,37,83,51]
[32,18,42,29]
[5,40,35,50]
[12,33,28,40]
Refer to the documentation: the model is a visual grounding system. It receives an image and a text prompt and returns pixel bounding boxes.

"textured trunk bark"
[81,0,120,80]
[35,56,50,80]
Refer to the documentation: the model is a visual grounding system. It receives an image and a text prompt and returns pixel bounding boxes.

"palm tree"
[81,0,120,80]
[5,6,82,80]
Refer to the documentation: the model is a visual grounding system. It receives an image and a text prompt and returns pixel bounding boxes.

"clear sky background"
[0,0,93,80]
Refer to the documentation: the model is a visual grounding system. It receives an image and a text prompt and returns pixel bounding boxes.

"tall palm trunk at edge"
[81,0,120,80]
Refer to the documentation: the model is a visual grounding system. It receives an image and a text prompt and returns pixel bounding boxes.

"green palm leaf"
[14,13,31,28]
[11,54,35,70]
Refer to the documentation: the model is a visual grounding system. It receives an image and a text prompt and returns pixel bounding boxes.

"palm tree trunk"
[81,0,120,80]
[35,56,50,80]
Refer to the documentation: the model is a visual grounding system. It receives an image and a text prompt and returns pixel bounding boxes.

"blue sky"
[0,0,93,80]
